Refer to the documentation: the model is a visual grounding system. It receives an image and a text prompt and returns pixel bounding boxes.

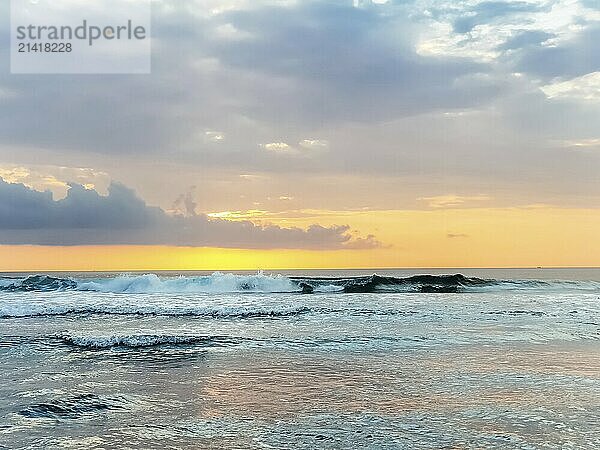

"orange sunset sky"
[1,206,598,271]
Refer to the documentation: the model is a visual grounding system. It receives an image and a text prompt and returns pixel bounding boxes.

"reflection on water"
[1,271,600,448]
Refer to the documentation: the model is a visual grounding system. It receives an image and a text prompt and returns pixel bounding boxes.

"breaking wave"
[0,275,77,292]
[58,334,241,349]
[292,274,491,294]
[77,273,298,294]
[1,272,598,295]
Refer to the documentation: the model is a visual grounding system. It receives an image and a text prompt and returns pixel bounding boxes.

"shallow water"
[1,270,599,449]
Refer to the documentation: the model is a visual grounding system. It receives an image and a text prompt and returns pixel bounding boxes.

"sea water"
[1,269,599,449]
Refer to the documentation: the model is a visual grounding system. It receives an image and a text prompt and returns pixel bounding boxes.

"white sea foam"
[77,272,299,294]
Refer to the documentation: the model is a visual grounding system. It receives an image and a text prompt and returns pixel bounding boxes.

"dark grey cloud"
[0,181,156,230]
[0,179,382,249]
[0,0,501,156]
[171,186,198,217]
[205,1,498,124]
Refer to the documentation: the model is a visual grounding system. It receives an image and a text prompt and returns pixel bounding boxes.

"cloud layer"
[0,0,598,228]
[0,179,381,249]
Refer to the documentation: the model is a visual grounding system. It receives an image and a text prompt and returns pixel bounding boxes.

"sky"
[0,0,599,270]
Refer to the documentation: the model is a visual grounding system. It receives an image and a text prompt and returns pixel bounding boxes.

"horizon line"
[1,266,599,274]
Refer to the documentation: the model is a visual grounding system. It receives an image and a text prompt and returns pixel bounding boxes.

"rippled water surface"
[1,269,599,449]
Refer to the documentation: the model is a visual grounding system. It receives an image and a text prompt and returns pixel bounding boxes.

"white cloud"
[0,165,109,199]
[262,140,329,155]
[540,72,600,101]
[298,139,329,150]
[205,131,226,142]
[416,0,597,62]
[419,194,490,208]
[239,173,268,181]
[262,142,292,152]
[215,23,254,40]
[562,138,600,149]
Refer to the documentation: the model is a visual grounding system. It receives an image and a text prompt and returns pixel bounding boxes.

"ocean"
[1,268,599,449]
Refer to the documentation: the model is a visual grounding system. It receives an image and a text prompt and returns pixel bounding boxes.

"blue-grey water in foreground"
[1,268,599,449]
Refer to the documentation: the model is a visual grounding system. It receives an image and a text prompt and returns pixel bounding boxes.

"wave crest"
[295,274,491,294]
[77,272,298,294]
[58,334,241,349]
[0,272,491,294]
[0,275,77,292]
[1,272,598,295]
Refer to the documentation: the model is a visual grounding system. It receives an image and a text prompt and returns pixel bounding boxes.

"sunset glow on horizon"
[2,206,598,271]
